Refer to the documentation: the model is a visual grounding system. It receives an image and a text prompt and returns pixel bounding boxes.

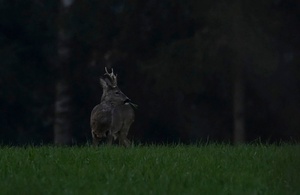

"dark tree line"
[0,0,299,145]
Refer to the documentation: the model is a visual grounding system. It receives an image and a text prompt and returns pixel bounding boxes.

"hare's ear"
[100,77,109,90]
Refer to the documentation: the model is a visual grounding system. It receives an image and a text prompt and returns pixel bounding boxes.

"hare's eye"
[115,91,120,95]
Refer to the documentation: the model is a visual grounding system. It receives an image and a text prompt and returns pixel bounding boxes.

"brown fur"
[90,68,136,147]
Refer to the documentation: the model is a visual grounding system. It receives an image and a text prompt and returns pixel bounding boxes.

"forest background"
[0,0,299,145]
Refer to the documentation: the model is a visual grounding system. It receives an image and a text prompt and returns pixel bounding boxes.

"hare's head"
[100,67,131,106]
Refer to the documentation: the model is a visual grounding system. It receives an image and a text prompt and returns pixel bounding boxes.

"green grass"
[0,144,299,195]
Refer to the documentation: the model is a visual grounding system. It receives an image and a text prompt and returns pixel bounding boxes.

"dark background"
[0,0,299,145]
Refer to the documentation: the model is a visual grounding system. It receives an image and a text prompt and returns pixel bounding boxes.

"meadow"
[0,144,299,195]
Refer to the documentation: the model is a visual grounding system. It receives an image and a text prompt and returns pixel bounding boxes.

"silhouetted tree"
[54,0,74,145]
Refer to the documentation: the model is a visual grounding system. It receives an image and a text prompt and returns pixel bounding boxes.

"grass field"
[0,144,299,195]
